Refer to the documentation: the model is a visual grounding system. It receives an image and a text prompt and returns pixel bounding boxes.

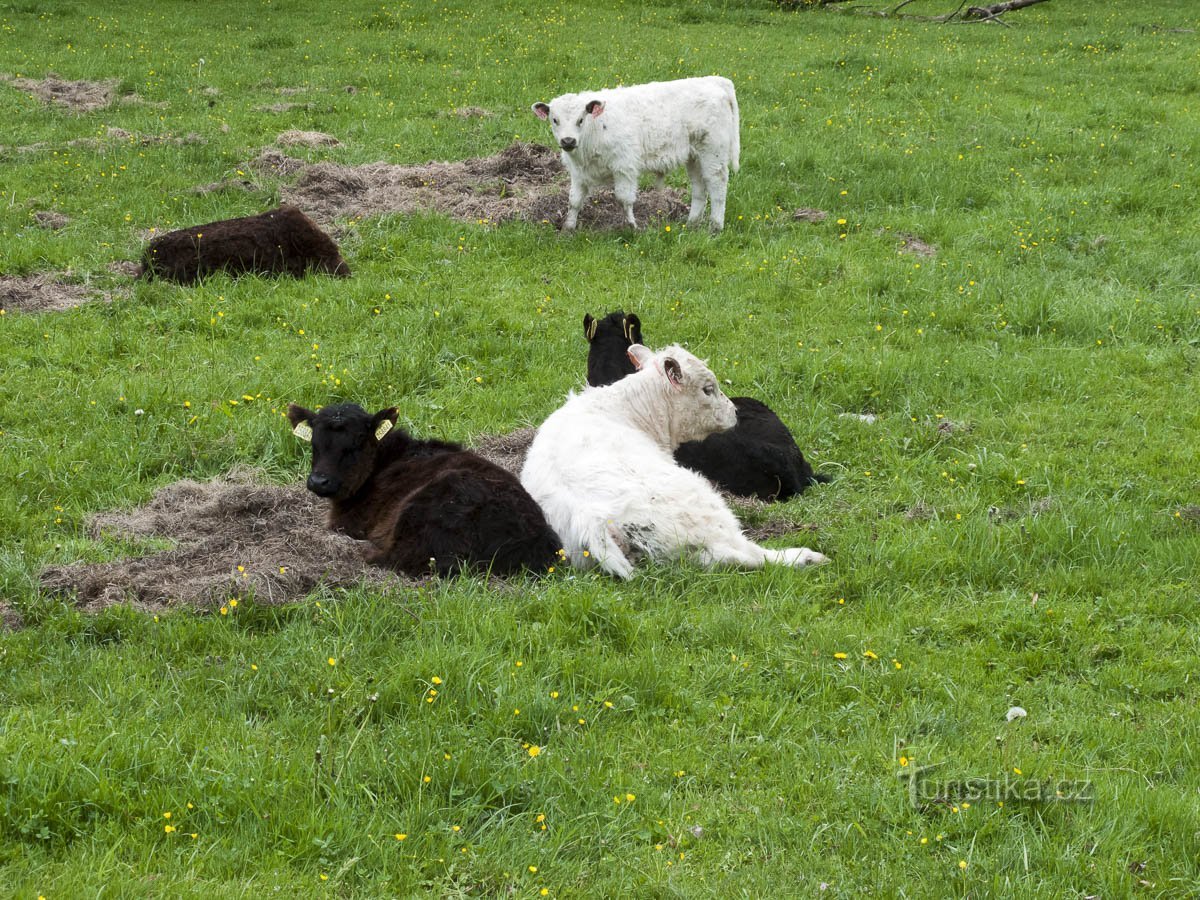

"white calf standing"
[532,76,740,232]
[520,344,828,579]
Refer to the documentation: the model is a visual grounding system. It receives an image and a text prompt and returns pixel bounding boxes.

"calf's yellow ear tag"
[374,420,394,441]
[292,421,313,442]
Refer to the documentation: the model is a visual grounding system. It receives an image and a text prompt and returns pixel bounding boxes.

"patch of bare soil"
[277,130,340,148]
[471,427,537,476]
[8,128,204,154]
[451,106,492,118]
[905,503,935,522]
[0,274,100,313]
[793,208,828,223]
[878,228,938,257]
[1,73,118,112]
[33,210,69,229]
[191,177,260,195]
[935,418,969,435]
[99,127,205,147]
[39,468,408,615]
[248,148,309,177]
[107,260,143,278]
[0,602,22,631]
[255,102,312,114]
[251,141,689,229]
[988,496,1054,523]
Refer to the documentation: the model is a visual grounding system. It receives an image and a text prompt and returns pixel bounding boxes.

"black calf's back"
[582,310,829,501]
[675,397,827,501]
[288,403,559,577]
[142,205,350,283]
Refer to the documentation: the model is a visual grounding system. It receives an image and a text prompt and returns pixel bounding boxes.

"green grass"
[2,0,1199,895]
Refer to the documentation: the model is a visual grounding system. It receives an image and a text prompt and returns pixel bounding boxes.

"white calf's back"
[533,76,740,230]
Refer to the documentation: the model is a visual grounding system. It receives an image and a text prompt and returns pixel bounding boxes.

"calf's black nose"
[559,137,576,151]
[307,473,335,496]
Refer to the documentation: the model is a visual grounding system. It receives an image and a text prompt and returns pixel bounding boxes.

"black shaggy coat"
[141,204,350,283]
[583,310,830,501]
[288,403,560,577]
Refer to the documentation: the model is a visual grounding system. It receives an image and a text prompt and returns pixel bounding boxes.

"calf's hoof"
[781,547,829,567]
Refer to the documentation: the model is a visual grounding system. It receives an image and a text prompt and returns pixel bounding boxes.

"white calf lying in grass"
[521,344,829,579]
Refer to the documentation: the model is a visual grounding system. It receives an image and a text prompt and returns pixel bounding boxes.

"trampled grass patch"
[1,0,1198,894]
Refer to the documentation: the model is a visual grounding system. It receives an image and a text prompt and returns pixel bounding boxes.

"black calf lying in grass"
[288,403,560,577]
[141,204,350,283]
[583,310,830,501]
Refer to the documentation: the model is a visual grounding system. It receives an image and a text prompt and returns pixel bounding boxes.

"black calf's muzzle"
[307,473,336,496]
[559,138,577,151]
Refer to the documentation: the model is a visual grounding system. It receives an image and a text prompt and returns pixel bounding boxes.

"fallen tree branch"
[778,0,1050,20]
[965,0,1050,19]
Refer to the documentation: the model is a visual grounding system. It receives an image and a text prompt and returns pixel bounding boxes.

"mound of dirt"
[0,602,22,630]
[192,177,260,195]
[1,73,118,112]
[277,129,340,148]
[107,260,143,278]
[452,106,492,119]
[0,274,100,313]
[255,102,311,114]
[793,208,828,224]
[39,468,406,614]
[877,228,937,257]
[33,210,69,229]
[249,141,689,229]
[248,148,309,177]
[471,427,537,476]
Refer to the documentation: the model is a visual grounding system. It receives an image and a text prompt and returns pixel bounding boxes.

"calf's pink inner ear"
[533,103,549,120]
[292,421,313,442]
[664,358,684,388]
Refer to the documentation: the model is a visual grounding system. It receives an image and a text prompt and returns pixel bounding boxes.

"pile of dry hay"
[248,141,690,229]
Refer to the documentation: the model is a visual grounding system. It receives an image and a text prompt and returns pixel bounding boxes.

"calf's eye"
[552,117,559,125]
[703,385,715,396]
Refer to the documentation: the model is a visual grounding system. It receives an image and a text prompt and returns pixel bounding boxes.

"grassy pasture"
[1,0,1199,895]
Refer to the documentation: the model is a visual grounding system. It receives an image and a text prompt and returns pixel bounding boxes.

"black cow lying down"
[140,204,350,283]
[288,402,560,578]
[583,310,830,501]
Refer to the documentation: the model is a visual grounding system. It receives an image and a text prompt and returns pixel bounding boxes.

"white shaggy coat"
[532,76,740,231]
[521,345,828,579]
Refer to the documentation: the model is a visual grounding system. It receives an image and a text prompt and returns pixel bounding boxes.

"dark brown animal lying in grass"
[140,204,350,283]
[583,310,830,501]
[288,402,561,578]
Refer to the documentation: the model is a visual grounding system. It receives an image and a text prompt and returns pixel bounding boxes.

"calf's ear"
[372,407,399,441]
[585,99,604,117]
[532,102,550,120]
[584,313,597,342]
[663,357,684,390]
[626,343,654,371]
[623,313,642,344]
[287,403,314,441]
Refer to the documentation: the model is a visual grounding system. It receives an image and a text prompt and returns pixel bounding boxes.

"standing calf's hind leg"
[702,162,730,231]
[612,173,640,229]
[686,158,708,227]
